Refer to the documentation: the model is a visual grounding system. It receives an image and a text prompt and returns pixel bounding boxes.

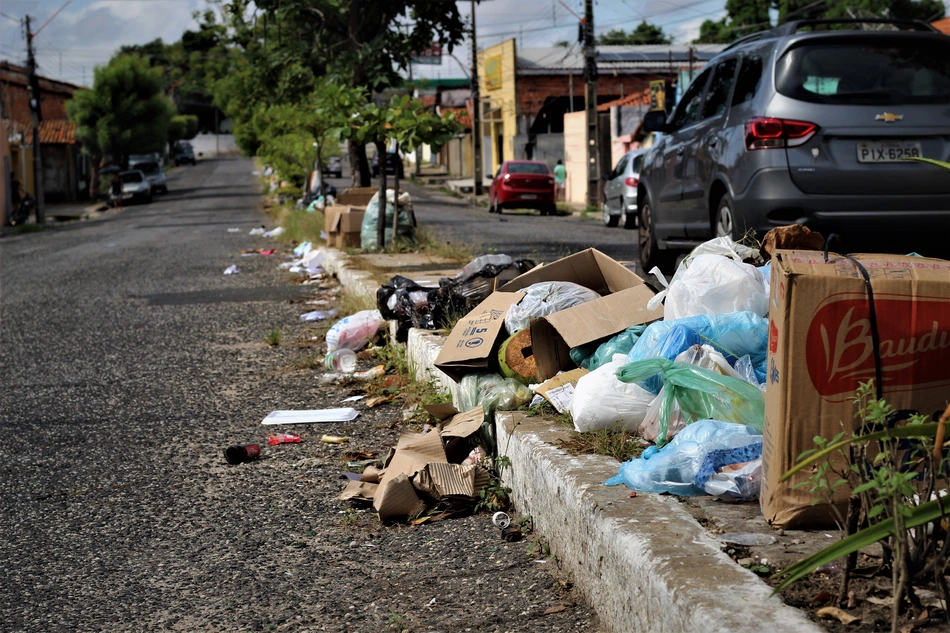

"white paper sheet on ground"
[261,409,359,425]
[544,384,576,414]
[227,228,241,233]
[223,265,239,275]
[249,227,266,235]
[341,395,366,403]
[301,250,325,273]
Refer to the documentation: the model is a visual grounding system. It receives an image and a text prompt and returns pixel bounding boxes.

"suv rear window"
[775,38,950,105]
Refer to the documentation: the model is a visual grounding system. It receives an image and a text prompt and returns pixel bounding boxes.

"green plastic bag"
[360,189,415,250]
[616,358,764,446]
[570,325,648,371]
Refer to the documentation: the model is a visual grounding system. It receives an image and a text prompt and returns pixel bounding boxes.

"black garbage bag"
[377,276,437,342]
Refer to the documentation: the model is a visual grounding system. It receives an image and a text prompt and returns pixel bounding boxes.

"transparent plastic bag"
[570,325,648,371]
[605,419,762,496]
[458,373,533,415]
[504,281,601,334]
[627,312,769,384]
[702,459,762,502]
[617,357,765,446]
[569,355,656,432]
[360,189,415,250]
[325,309,384,353]
[647,253,769,320]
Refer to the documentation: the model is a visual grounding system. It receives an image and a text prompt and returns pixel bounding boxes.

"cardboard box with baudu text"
[435,248,662,382]
[762,250,950,528]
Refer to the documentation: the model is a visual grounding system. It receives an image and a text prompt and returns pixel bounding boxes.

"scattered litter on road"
[227,227,241,233]
[353,365,385,380]
[261,409,359,425]
[325,349,357,372]
[263,226,285,238]
[268,433,303,445]
[492,512,511,528]
[326,310,383,353]
[223,444,260,465]
[341,395,365,403]
[249,227,266,235]
[321,434,349,444]
[223,265,239,275]
[365,395,394,408]
[300,309,335,322]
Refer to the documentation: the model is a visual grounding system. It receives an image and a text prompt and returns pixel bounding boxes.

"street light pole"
[25,15,45,223]
[470,0,483,196]
[583,0,599,208]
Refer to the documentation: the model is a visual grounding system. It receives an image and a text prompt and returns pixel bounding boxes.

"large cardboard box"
[435,249,662,382]
[336,187,377,207]
[762,250,950,528]
[324,205,365,249]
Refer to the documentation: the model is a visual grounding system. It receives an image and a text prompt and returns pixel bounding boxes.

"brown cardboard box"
[499,248,662,380]
[336,187,378,207]
[762,250,950,528]
[436,249,661,382]
[324,204,365,249]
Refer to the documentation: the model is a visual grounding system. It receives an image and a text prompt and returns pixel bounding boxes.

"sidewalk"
[317,245,826,633]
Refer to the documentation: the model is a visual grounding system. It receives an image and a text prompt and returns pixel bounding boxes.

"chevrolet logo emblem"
[875,112,904,123]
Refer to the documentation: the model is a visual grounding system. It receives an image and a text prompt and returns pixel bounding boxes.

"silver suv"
[637,19,950,269]
[602,148,648,228]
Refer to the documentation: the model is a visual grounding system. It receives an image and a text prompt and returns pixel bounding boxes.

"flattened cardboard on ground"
[434,291,526,381]
[373,430,447,519]
[535,368,590,413]
[499,248,663,380]
[762,250,950,528]
[413,462,490,498]
[339,479,378,501]
[374,473,425,520]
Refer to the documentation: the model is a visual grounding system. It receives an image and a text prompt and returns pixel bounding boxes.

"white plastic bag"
[570,355,656,432]
[325,309,383,353]
[647,254,769,320]
[504,281,600,334]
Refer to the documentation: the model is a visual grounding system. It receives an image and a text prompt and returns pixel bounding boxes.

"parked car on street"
[138,161,168,194]
[173,142,196,166]
[602,148,649,228]
[129,152,163,170]
[488,160,556,215]
[119,170,153,204]
[637,18,950,269]
[322,156,343,178]
[371,152,404,178]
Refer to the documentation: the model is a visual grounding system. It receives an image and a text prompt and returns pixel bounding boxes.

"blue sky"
[1,0,947,86]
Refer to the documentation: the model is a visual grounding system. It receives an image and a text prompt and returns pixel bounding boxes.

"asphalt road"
[324,173,641,265]
[0,158,599,632]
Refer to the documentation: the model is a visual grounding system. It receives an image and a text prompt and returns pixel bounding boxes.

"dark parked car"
[488,160,556,216]
[637,18,950,269]
[371,152,404,178]
[173,142,196,166]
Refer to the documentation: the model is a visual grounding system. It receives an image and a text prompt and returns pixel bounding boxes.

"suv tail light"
[745,117,818,150]
[624,176,639,187]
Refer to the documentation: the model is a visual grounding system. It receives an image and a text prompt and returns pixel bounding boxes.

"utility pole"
[583,0,598,208]
[471,0,483,196]
[25,15,45,223]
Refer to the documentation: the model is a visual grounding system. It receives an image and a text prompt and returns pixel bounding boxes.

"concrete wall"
[478,39,518,177]
[563,110,588,204]
[513,132,564,170]
[190,133,241,158]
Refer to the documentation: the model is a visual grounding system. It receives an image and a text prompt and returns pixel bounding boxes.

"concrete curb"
[322,246,823,633]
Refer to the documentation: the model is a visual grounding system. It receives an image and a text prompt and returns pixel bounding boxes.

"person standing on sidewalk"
[110,174,123,210]
[553,159,567,202]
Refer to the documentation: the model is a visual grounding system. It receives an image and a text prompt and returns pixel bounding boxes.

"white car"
[119,170,153,204]
[322,156,343,178]
[138,161,168,194]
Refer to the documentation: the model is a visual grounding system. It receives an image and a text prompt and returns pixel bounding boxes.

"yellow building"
[477,40,517,177]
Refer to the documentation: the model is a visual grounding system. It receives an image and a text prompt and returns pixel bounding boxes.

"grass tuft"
[265,326,283,346]
[555,428,642,463]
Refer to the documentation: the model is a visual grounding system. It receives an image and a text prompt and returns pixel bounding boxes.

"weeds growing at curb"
[556,428,643,463]
[366,333,450,410]
[579,205,600,221]
[265,326,283,346]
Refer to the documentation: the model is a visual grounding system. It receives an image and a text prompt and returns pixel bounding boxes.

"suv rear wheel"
[714,193,736,240]
[602,201,619,227]
[639,197,676,271]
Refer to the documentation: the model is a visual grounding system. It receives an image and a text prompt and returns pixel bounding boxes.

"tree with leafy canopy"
[695,0,771,43]
[205,0,473,186]
[597,21,671,45]
[67,54,176,197]
[168,115,200,154]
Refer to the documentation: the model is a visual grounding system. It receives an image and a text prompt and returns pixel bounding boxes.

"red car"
[488,160,556,216]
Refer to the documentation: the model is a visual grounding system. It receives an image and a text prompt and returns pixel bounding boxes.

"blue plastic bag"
[627,312,768,385]
[605,420,762,496]
[569,325,648,371]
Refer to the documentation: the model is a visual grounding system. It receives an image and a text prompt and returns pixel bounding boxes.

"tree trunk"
[391,142,399,247]
[375,140,387,251]
[89,157,101,200]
